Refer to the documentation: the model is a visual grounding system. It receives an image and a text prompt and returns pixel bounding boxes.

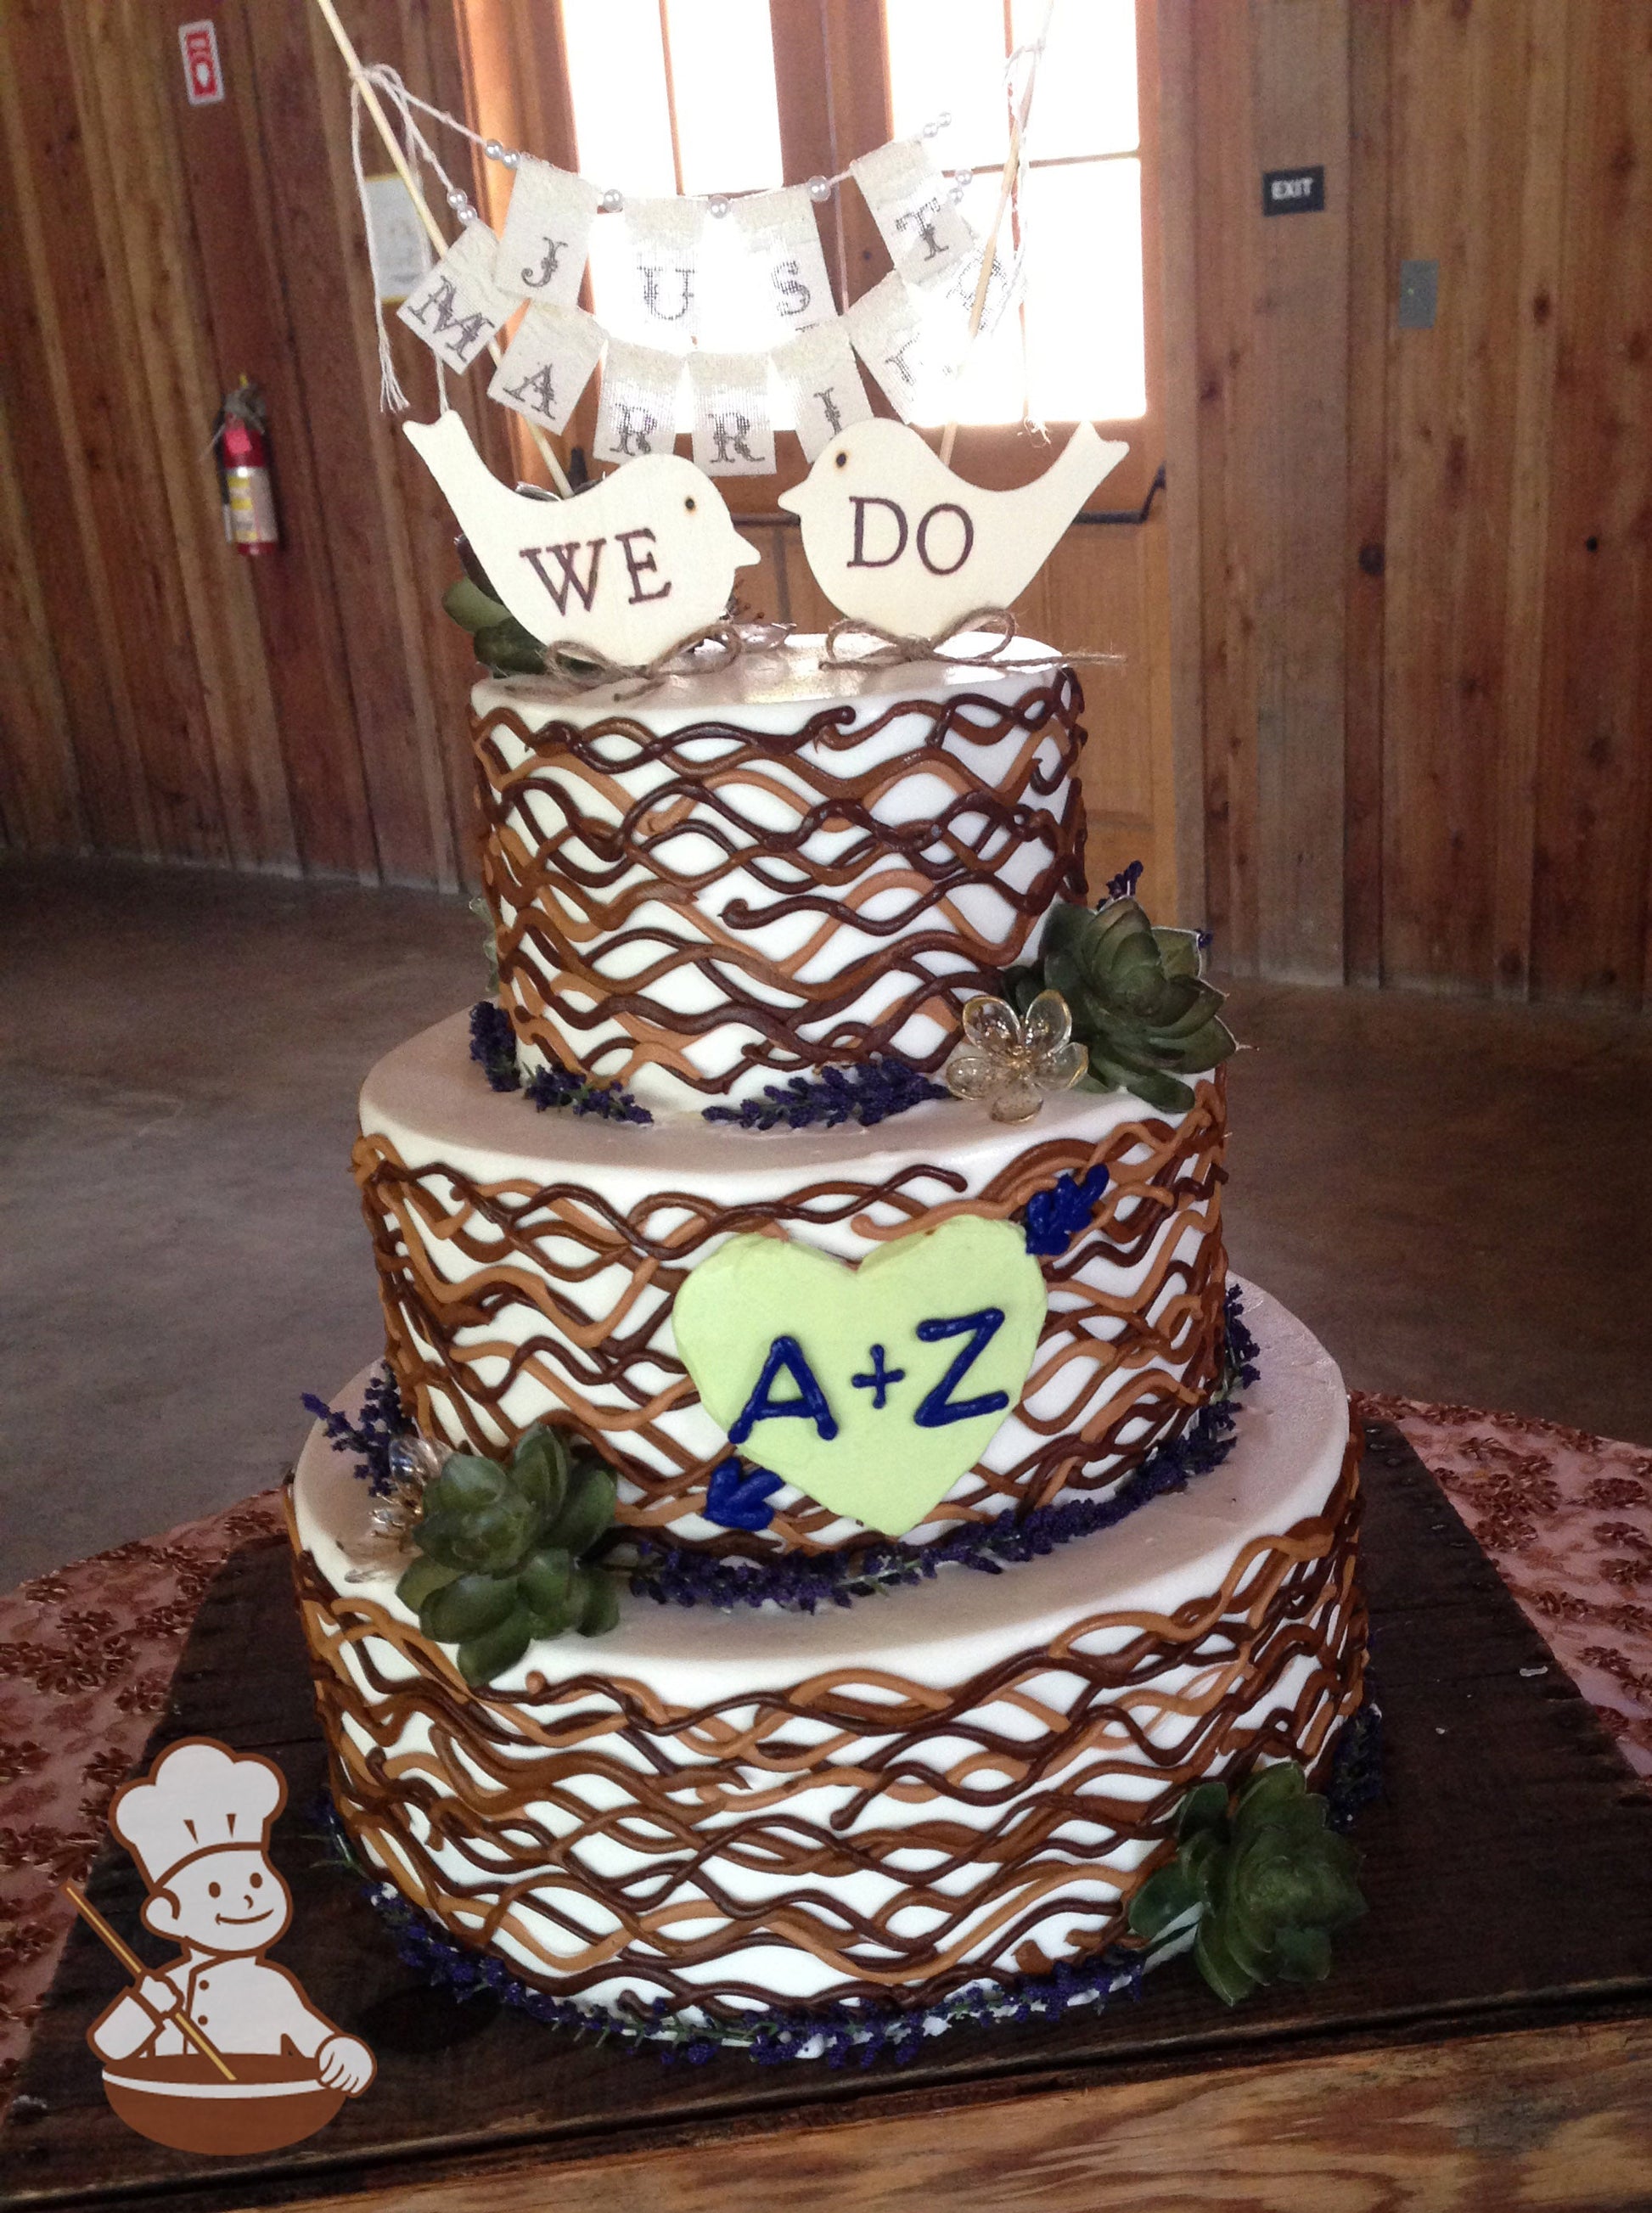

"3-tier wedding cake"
[288,629,1368,2058]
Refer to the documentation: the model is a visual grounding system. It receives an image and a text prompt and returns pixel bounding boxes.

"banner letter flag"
[773,319,874,460]
[621,196,707,345]
[729,188,837,338]
[844,272,949,422]
[488,303,605,433]
[850,141,975,291]
[496,158,599,308]
[397,222,517,372]
[592,337,684,465]
[688,352,776,476]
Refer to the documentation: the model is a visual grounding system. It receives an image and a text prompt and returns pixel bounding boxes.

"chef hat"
[110,1739,285,1888]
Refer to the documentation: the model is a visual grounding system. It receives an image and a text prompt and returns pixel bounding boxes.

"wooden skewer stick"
[63,1881,239,2084]
[939,1,1055,469]
[309,0,575,497]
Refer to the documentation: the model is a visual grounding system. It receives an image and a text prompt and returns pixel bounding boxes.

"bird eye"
[834,452,848,469]
[250,1872,262,1889]
[208,1882,221,1898]
[684,496,697,511]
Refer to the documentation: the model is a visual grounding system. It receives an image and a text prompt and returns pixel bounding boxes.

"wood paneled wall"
[0,0,1172,907]
[0,0,518,890]
[1165,0,1652,1000]
[7,0,1648,1004]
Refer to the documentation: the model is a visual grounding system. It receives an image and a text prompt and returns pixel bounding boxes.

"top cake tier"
[471,639,1085,1118]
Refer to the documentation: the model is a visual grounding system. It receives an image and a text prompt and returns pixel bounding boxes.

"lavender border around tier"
[628,1282,1261,1614]
[312,1700,1380,2069]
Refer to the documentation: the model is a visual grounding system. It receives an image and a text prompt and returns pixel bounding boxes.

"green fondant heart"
[672,1216,1047,1538]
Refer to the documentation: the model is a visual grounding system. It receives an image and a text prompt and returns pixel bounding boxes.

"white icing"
[294,1282,1355,2011]
[359,1009,1221,1546]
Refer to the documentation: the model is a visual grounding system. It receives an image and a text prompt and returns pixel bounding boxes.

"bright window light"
[556,0,1149,434]
[664,0,784,195]
[560,0,676,195]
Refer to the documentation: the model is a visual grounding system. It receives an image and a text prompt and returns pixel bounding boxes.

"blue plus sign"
[852,1344,905,1409]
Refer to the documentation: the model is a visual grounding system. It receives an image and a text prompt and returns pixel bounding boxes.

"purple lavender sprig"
[1103,859,1145,904]
[469,999,521,1092]
[522,1060,654,1126]
[631,1287,1260,1614]
[703,1059,948,1133]
[470,1000,654,1123]
[301,1363,412,1498]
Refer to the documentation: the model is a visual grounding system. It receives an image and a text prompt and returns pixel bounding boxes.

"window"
[882,0,1145,425]
[461,0,1156,484]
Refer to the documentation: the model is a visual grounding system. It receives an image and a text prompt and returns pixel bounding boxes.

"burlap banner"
[729,186,838,338]
[391,132,1002,470]
[773,318,874,458]
[487,302,605,434]
[495,158,600,308]
[592,336,683,465]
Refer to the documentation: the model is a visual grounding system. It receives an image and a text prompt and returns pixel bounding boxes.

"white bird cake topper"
[403,413,761,664]
[777,418,1130,638]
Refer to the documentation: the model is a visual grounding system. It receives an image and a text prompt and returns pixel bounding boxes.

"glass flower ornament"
[943,990,1088,1124]
[344,1435,450,1582]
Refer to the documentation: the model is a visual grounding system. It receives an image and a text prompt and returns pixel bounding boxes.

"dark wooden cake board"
[4,1422,1652,2213]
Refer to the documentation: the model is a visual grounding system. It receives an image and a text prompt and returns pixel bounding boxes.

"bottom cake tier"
[289,1279,1365,2042]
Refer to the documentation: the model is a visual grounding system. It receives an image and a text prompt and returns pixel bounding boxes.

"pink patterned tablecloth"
[3,1398,1650,2116]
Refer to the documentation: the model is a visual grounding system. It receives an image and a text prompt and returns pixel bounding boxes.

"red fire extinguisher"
[212,377,280,555]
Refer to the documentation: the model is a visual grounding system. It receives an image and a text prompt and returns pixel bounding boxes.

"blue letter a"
[727,1335,839,1445]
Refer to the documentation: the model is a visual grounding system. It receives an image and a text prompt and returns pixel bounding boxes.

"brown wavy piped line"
[357,1081,1227,1551]
[290,1432,1363,2015]
[474,678,1085,1094]
[482,719,1078,908]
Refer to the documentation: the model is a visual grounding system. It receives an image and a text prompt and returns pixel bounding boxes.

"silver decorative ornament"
[342,1432,452,1580]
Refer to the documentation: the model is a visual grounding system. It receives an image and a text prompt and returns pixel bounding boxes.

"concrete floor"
[4,855,1650,1588]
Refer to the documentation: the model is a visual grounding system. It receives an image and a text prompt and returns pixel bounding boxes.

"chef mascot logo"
[85,1738,374,2155]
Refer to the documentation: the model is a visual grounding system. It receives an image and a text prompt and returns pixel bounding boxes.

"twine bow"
[822,608,1121,672]
[537,620,790,702]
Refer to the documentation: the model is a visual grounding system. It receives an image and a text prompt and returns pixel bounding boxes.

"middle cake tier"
[356,1012,1229,1561]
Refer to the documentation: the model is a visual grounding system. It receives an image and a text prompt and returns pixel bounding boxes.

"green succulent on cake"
[1127,1761,1366,2006]
[1001,875,1236,1115]
[394,1424,620,1687]
[441,573,548,677]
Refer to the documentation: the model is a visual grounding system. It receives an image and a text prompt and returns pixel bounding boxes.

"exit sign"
[178,20,224,106]
[1261,166,1325,216]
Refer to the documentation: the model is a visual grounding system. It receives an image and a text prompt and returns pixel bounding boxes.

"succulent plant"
[442,574,548,677]
[394,1424,620,1687]
[1003,890,1236,1115]
[1127,1761,1366,2006]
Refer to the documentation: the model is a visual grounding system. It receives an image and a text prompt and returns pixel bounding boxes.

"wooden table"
[3,1422,1651,2213]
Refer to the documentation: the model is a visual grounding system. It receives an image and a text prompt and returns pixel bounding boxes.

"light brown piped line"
[287,1437,1363,2023]
[352,1072,1228,1555]
[473,675,1088,1096]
